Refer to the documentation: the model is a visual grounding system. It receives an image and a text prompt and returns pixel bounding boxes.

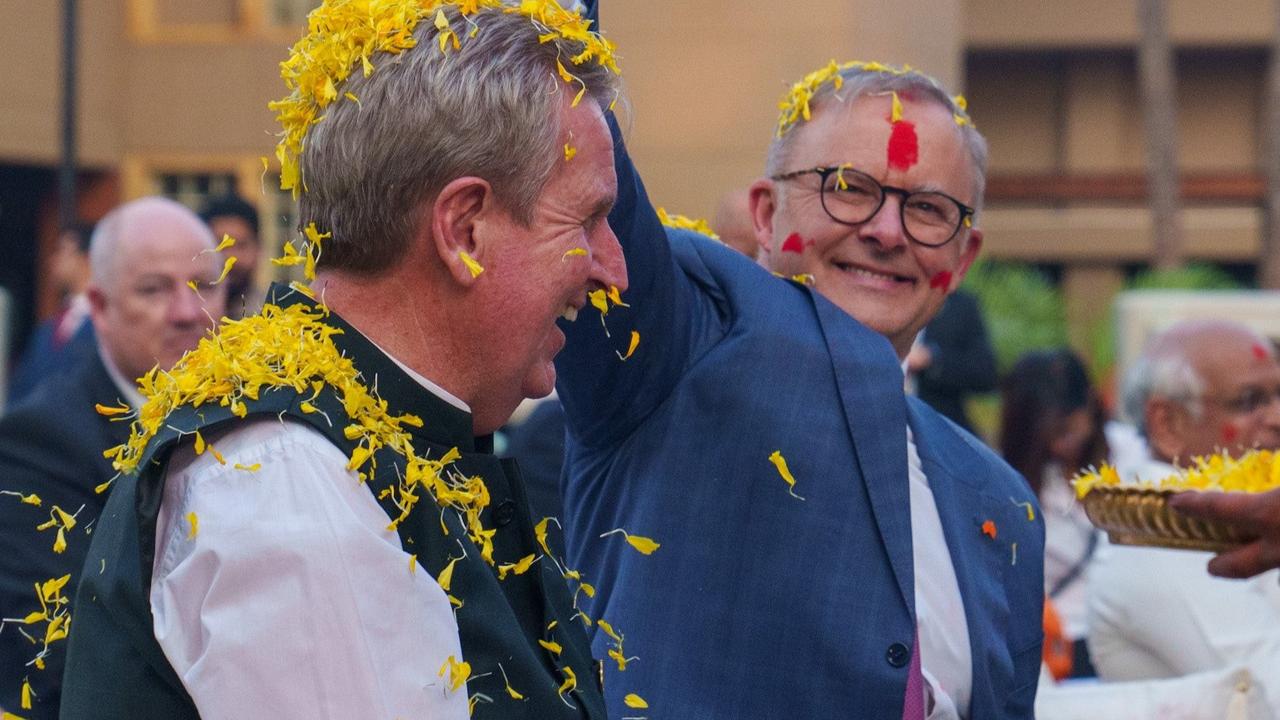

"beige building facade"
[0,0,1274,349]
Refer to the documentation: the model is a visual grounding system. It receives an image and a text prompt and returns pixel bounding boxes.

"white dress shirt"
[1088,458,1280,712]
[908,427,973,719]
[151,398,472,716]
[1040,463,1098,641]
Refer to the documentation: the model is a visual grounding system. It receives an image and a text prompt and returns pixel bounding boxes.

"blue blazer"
[553,114,1043,718]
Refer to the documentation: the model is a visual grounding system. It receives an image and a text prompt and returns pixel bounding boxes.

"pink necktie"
[902,630,925,720]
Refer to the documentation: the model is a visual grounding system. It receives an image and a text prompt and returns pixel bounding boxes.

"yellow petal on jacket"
[193,431,206,455]
[437,556,461,592]
[616,330,640,361]
[624,532,659,554]
[768,450,806,500]
[22,611,45,624]
[212,256,237,286]
[624,693,648,709]
[557,666,577,696]
[538,638,563,655]
[498,553,537,579]
[186,511,199,540]
[534,516,553,556]
[54,506,77,531]
[20,678,31,710]
[588,289,609,315]
[94,478,114,495]
[890,91,904,123]
[215,234,236,253]
[52,527,66,555]
[346,445,371,471]
[579,581,596,598]
[95,403,131,417]
[459,251,485,278]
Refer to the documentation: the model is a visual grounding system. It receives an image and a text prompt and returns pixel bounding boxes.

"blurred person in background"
[199,193,263,318]
[1087,319,1280,711]
[0,196,225,718]
[710,187,758,259]
[1000,348,1109,679]
[8,222,97,406]
[908,289,997,434]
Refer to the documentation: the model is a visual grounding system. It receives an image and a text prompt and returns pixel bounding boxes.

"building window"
[156,171,239,211]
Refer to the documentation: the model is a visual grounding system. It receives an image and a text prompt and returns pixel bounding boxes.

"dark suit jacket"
[8,317,95,408]
[0,347,132,719]
[915,290,997,432]
[553,110,1044,718]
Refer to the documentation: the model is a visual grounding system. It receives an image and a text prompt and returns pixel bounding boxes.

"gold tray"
[1081,486,1251,552]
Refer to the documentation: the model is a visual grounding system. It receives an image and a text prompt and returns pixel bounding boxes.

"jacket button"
[886,642,910,668]
[493,499,517,527]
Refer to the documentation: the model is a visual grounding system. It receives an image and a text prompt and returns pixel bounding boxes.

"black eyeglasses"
[1206,386,1280,416]
[770,165,976,248]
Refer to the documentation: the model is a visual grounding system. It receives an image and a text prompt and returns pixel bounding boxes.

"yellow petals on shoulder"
[768,450,806,500]
[599,528,660,555]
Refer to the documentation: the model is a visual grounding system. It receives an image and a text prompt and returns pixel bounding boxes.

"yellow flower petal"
[94,403,131,417]
[21,678,31,710]
[234,463,261,472]
[459,251,484,278]
[606,285,628,307]
[891,91,904,123]
[538,638,563,655]
[564,143,577,161]
[557,665,577,696]
[213,256,237,286]
[624,693,648,709]
[52,528,66,555]
[193,431,206,455]
[186,511,199,540]
[437,655,471,693]
[616,330,640,361]
[437,556,461,592]
[562,247,587,259]
[768,450,806,500]
[215,234,236,253]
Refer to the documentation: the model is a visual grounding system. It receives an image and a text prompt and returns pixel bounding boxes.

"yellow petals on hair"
[438,655,471,694]
[434,9,461,53]
[599,528,660,555]
[562,247,587,260]
[272,240,305,268]
[616,330,639,361]
[95,403,131,417]
[953,94,968,111]
[301,223,329,282]
[538,638,563,655]
[459,251,485,278]
[186,512,199,540]
[768,450,806,500]
[624,693,648,709]
[213,256,237,286]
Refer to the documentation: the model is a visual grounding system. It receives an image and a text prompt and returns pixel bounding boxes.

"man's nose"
[856,194,909,251]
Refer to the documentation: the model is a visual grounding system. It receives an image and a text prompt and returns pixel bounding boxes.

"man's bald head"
[87,197,228,383]
[1122,318,1280,464]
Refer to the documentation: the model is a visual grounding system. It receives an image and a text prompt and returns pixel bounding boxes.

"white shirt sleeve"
[150,418,469,720]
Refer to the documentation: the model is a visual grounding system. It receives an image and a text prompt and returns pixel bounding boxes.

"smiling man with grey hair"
[61,4,624,719]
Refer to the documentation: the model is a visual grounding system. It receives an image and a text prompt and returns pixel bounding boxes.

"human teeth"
[561,306,579,322]
[850,267,895,282]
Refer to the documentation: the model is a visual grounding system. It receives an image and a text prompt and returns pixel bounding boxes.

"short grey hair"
[1120,349,1205,436]
[88,208,123,289]
[300,4,621,274]
[766,65,989,215]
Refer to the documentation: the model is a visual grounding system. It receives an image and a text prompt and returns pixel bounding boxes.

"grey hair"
[766,65,989,215]
[88,207,123,290]
[1120,349,1205,436]
[300,4,622,274]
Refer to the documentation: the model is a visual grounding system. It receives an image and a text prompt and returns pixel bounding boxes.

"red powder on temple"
[1221,424,1239,445]
[887,121,919,171]
[781,233,806,254]
[929,271,953,290]
[1253,343,1270,361]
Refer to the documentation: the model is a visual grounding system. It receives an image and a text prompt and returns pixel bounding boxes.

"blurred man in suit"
[0,197,225,718]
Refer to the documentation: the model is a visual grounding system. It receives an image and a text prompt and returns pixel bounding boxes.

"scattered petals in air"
[981,520,997,539]
[616,330,639,361]
[212,256,237,286]
[95,403,131,417]
[215,234,236,253]
[459,251,485,278]
[599,528,660,555]
[624,693,649,709]
[768,450,806,500]
[186,512,199,540]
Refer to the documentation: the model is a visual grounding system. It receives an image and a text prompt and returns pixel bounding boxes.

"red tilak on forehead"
[929,271,952,290]
[1253,343,1270,361]
[1222,424,1239,445]
[887,121,919,171]
[781,233,806,254]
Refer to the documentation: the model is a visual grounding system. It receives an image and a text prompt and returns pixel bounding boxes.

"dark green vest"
[60,288,605,719]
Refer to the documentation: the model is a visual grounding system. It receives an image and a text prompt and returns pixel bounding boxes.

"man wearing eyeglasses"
[555,48,1043,720]
[1088,319,1280,704]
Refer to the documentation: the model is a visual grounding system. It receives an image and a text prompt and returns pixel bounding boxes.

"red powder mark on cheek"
[1221,423,1239,445]
[929,271,953,290]
[1253,343,1270,361]
[781,233,806,254]
[886,121,919,171]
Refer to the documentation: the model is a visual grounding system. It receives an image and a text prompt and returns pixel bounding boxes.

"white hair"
[1120,348,1205,436]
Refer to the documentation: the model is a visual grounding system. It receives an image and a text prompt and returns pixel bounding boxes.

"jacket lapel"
[808,289,915,614]
[906,400,1013,718]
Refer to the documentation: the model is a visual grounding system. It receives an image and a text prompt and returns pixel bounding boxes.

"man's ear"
[748,178,778,266]
[1146,398,1188,463]
[430,176,494,286]
[951,227,983,287]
